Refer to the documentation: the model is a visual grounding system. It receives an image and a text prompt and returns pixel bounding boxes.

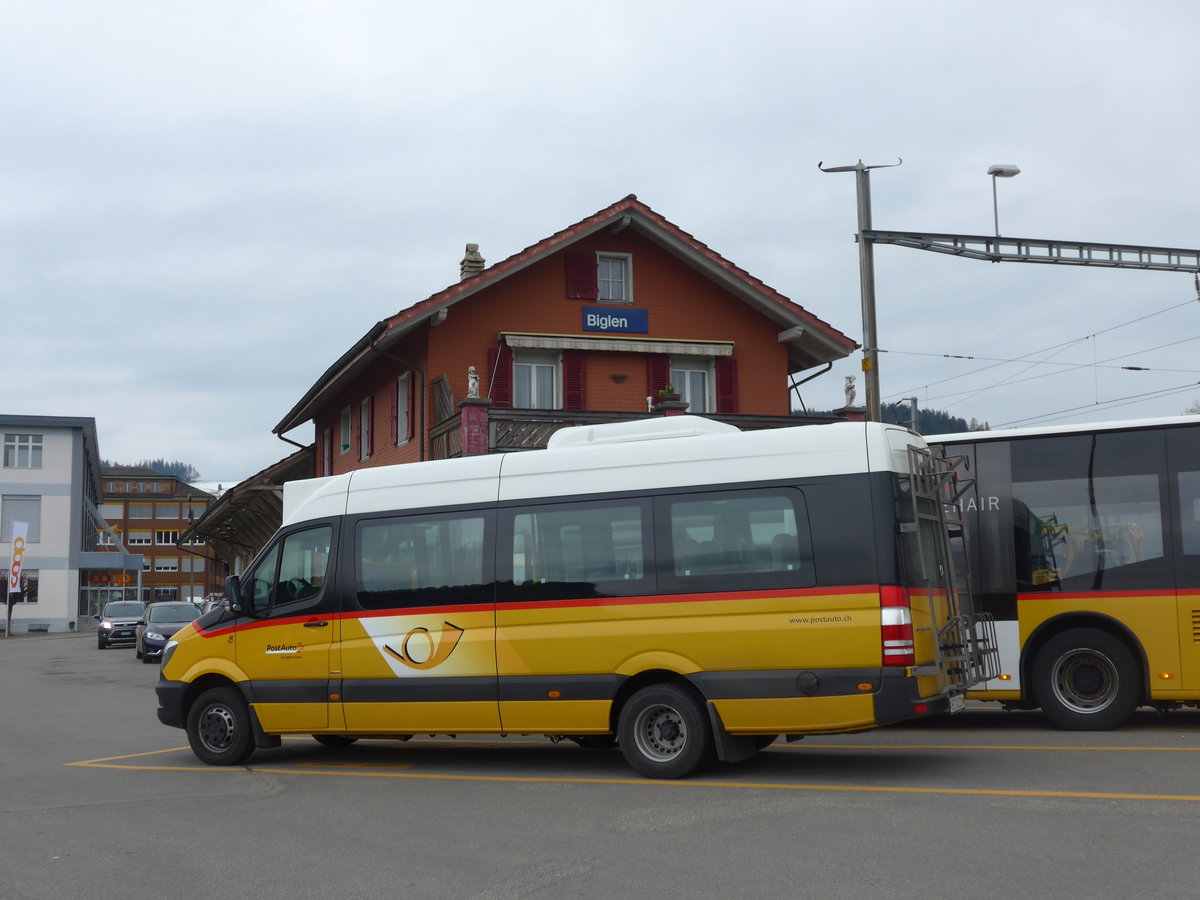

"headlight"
[100,621,113,630]
[160,640,178,667]
[147,630,165,641]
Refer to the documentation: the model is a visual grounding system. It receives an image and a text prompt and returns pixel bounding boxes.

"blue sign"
[582,306,648,334]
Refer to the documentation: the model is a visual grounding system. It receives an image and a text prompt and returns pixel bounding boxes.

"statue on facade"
[844,375,857,408]
[467,366,480,399]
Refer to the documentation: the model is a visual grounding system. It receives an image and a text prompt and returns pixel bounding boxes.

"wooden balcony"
[429,407,840,460]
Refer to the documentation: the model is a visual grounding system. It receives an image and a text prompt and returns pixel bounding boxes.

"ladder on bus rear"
[905,445,1001,697]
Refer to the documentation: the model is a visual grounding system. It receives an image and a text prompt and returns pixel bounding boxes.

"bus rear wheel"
[1033,628,1139,730]
[617,684,714,779]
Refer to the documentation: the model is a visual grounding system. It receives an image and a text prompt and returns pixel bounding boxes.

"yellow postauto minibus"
[157,416,997,778]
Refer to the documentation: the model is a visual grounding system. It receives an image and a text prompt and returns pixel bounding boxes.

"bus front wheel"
[1033,628,1139,730]
[186,687,255,765]
[617,684,714,779]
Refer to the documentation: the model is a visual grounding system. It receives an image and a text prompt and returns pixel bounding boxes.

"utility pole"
[819,159,902,422]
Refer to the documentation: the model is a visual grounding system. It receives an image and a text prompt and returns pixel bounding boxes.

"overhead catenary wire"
[881,294,1200,403]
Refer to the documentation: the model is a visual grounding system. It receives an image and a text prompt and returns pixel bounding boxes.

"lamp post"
[988,164,1021,238]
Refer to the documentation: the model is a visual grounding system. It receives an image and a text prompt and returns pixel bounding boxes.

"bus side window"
[244,525,333,612]
[664,489,814,588]
[356,514,489,609]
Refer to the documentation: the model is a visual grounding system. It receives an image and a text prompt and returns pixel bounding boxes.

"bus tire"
[1033,628,1139,730]
[186,687,255,765]
[617,684,714,779]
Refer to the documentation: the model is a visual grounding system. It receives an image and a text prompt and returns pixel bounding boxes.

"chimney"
[460,243,485,281]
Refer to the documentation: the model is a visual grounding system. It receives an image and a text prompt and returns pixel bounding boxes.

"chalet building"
[189,196,858,571]
[275,194,857,470]
[99,467,219,605]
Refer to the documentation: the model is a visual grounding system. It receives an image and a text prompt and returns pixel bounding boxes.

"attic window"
[597,253,632,304]
[565,252,632,304]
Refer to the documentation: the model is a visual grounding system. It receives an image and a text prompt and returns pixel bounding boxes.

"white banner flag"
[8,520,28,595]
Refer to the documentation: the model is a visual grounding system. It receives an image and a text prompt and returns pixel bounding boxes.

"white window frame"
[155,530,180,545]
[1,495,41,542]
[154,557,180,573]
[359,397,372,461]
[3,433,43,469]
[596,253,633,304]
[513,351,561,410]
[127,530,152,546]
[340,406,352,455]
[670,357,715,415]
[396,373,411,446]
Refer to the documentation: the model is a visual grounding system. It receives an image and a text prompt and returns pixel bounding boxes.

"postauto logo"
[8,535,25,592]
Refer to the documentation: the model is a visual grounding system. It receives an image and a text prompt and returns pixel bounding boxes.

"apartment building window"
[156,530,180,545]
[155,557,179,572]
[340,406,352,454]
[156,503,180,519]
[154,587,178,602]
[142,557,152,571]
[127,530,152,546]
[129,503,152,519]
[2,495,41,542]
[322,428,333,476]
[4,434,43,468]
[10,569,38,603]
[99,502,123,521]
[180,556,206,573]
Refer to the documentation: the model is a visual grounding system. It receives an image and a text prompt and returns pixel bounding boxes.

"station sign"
[582,306,648,334]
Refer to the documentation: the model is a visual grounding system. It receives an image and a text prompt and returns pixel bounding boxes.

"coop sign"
[8,521,28,594]
[582,306,648,334]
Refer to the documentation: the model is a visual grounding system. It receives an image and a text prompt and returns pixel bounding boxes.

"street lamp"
[988,164,1021,238]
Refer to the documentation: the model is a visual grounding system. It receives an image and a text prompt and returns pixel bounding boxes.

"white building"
[1,415,140,633]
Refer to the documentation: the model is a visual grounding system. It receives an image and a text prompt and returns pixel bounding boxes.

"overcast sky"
[5,1,1199,483]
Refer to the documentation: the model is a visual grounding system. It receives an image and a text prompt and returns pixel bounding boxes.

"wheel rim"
[1051,648,1119,714]
[198,703,239,754]
[632,702,688,762]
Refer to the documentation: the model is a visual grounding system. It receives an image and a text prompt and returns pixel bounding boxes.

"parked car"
[136,602,201,664]
[96,600,146,650]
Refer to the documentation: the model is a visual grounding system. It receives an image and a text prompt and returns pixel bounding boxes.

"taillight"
[880,586,915,667]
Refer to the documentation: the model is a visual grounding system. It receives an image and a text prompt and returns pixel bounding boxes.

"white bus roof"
[281,416,925,527]
[931,413,1200,446]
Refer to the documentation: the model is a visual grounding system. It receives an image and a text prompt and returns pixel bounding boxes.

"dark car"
[96,600,146,650]
[136,602,201,664]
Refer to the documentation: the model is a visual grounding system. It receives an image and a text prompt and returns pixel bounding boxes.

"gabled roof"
[276,195,856,435]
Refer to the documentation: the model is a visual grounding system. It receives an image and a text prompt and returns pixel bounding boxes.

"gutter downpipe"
[788,361,834,415]
[368,340,427,462]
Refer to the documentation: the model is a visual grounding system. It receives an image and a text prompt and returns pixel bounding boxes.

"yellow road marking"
[64,742,1200,802]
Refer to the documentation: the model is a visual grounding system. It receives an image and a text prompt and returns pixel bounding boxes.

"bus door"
[235,524,339,732]
[1167,428,1200,691]
[338,511,500,734]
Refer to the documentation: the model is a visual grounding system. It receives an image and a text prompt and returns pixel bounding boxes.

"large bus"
[934,415,1200,729]
[156,416,996,778]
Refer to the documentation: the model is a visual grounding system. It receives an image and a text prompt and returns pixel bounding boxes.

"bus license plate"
[948,693,965,714]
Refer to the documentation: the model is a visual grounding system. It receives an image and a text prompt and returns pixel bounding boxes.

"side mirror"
[224,575,245,615]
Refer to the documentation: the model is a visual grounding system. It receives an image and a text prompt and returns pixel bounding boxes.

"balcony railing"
[429,407,839,460]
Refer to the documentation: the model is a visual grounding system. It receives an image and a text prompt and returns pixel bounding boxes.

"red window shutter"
[406,374,417,441]
[563,351,586,410]
[366,396,375,457]
[646,355,670,395]
[715,357,738,414]
[488,345,513,408]
[390,379,399,445]
[565,252,598,300]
